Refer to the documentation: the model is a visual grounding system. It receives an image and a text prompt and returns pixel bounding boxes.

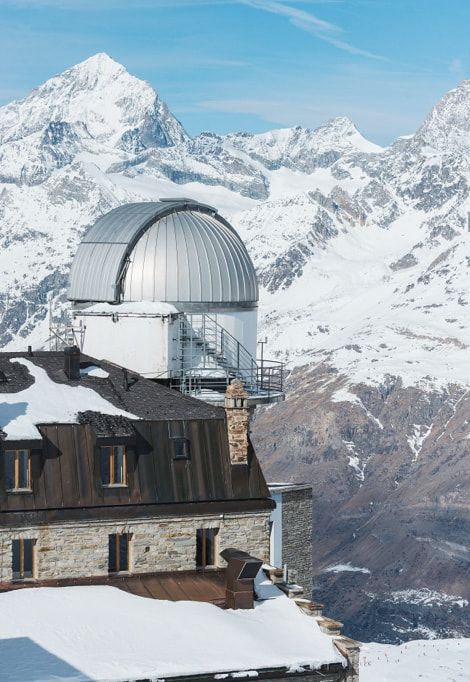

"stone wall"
[0,511,271,582]
[282,487,313,599]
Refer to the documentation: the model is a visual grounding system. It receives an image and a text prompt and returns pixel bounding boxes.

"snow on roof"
[83,300,179,315]
[0,583,344,682]
[79,364,110,378]
[0,358,137,440]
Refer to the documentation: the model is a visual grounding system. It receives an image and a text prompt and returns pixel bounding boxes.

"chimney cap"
[221,548,263,609]
[221,548,263,580]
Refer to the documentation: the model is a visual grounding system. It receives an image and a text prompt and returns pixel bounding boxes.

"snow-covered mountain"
[2,53,470,642]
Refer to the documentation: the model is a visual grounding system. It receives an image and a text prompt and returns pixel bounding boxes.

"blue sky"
[0,0,468,144]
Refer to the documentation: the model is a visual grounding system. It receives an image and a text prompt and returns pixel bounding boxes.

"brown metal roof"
[0,351,273,521]
[0,570,227,607]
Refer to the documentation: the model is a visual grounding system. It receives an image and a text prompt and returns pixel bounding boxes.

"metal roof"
[68,200,258,305]
[2,571,228,608]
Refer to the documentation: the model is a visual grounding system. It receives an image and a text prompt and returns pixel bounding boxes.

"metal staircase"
[171,313,259,395]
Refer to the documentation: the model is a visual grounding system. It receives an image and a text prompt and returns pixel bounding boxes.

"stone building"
[0,349,273,584]
[0,347,359,681]
[0,199,360,680]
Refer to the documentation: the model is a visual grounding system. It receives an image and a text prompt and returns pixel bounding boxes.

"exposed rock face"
[252,365,470,642]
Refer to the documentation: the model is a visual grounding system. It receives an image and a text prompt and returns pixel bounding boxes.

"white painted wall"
[74,307,259,380]
[212,308,258,360]
[269,491,282,568]
[75,314,174,378]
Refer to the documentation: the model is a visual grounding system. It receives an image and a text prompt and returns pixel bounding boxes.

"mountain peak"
[78,52,120,67]
[0,53,188,152]
[314,116,383,153]
[414,78,470,153]
[66,52,127,84]
[322,116,358,132]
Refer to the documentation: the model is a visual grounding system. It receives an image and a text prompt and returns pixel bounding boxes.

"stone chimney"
[225,378,250,465]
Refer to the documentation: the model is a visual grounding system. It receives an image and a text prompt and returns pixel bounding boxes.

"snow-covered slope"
[360,638,470,681]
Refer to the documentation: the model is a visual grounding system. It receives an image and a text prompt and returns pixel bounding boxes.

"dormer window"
[172,437,191,460]
[168,421,191,460]
[101,445,127,487]
[5,449,31,492]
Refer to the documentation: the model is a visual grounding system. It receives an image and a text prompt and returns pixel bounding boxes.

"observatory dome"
[68,200,258,307]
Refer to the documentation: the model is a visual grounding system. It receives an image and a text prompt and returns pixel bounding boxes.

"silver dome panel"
[68,200,258,305]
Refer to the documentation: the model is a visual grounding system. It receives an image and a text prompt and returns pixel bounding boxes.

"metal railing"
[172,313,284,398]
[256,359,284,396]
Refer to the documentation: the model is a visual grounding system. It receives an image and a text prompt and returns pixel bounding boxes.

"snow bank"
[324,563,371,575]
[0,585,344,682]
[360,638,470,681]
[0,358,136,440]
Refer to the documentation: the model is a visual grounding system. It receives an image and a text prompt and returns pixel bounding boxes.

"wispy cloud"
[1,0,385,61]
[239,0,386,60]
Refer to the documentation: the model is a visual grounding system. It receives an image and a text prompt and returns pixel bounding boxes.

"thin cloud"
[240,0,386,60]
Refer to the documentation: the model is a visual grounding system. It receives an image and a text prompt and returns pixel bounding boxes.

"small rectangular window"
[172,437,191,460]
[101,446,127,486]
[5,450,31,492]
[196,528,218,569]
[109,533,130,573]
[12,539,35,580]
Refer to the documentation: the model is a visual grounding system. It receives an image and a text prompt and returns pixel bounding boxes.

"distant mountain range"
[1,52,470,642]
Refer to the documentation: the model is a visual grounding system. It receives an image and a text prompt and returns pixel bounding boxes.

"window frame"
[196,528,219,569]
[100,445,127,487]
[12,538,36,581]
[108,533,131,574]
[5,449,32,493]
[172,437,191,460]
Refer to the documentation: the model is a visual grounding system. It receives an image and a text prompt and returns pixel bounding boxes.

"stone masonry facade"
[0,510,271,582]
[282,487,313,599]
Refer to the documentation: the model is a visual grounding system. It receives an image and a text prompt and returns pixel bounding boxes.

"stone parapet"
[334,636,361,682]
